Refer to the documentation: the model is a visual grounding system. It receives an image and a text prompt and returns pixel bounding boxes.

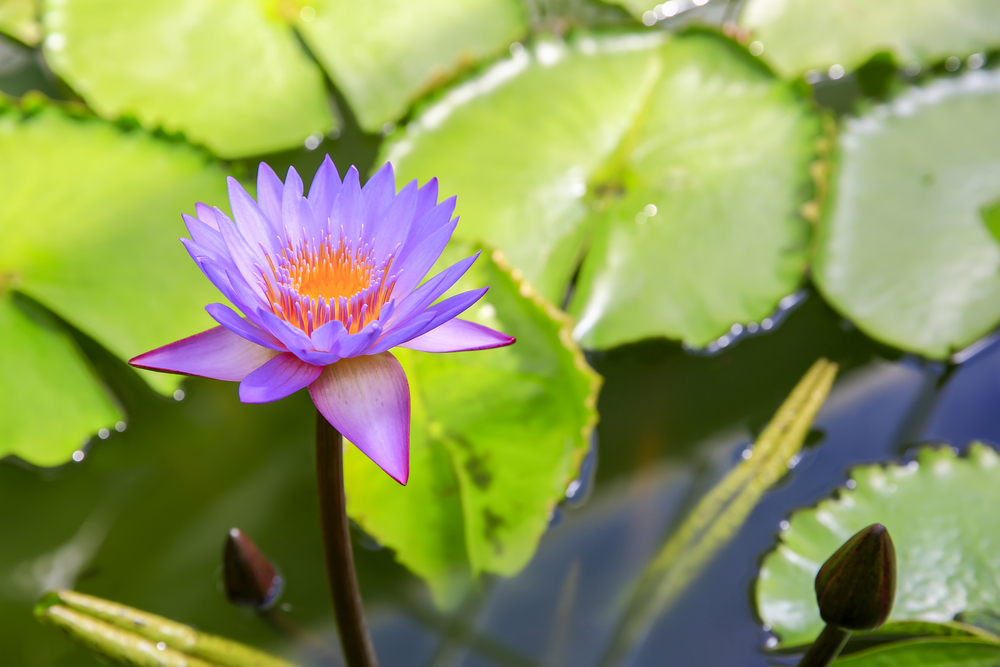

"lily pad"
[385,32,816,349]
[834,638,1000,667]
[296,0,526,133]
[756,444,1000,648]
[0,102,232,460]
[569,35,817,348]
[739,0,1000,80]
[0,292,120,466]
[812,70,1000,360]
[0,0,40,45]
[40,0,334,158]
[344,243,601,607]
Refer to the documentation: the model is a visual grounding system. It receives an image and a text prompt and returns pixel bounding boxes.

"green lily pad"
[739,0,1000,80]
[757,444,1000,648]
[813,71,1000,360]
[40,0,334,158]
[569,35,817,348]
[0,102,233,460]
[0,292,120,466]
[344,243,601,607]
[295,0,526,133]
[0,0,40,45]
[834,638,1000,667]
[385,32,816,349]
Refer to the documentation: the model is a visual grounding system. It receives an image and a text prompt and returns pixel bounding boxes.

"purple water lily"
[130,157,514,485]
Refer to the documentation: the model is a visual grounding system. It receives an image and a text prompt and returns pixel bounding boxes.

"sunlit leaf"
[757,444,1000,648]
[569,35,817,348]
[0,0,40,45]
[40,0,335,157]
[385,33,816,348]
[813,71,1000,359]
[344,243,601,607]
[739,0,1000,80]
[0,102,231,401]
[296,0,526,133]
[833,638,1000,667]
[0,292,120,466]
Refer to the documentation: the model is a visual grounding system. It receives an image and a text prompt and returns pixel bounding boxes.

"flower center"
[263,236,394,335]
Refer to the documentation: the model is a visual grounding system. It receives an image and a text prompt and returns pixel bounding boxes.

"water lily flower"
[130,157,514,485]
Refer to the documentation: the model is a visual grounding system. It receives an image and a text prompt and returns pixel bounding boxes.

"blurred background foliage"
[3,0,1000,665]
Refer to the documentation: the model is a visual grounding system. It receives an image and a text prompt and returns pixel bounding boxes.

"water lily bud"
[814,523,896,631]
[223,528,284,610]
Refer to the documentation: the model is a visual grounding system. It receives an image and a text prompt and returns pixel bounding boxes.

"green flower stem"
[315,411,379,667]
[797,625,851,667]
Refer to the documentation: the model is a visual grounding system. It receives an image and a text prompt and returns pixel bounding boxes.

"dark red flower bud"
[223,528,283,610]
[814,523,896,631]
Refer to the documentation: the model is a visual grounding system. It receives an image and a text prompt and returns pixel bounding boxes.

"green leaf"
[0,0,40,45]
[0,104,230,401]
[739,0,1000,79]
[981,198,1000,244]
[833,638,1000,667]
[344,242,601,607]
[36,589,295,667]
[569,35,817,348]
[0,292,120,466]
[756,444,1000,648]
[384,33,817,348]
[295,0,527,133]
[40,0,335,158]
[813,71,1000,359]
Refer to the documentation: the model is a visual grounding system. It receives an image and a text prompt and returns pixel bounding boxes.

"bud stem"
[797,624,851,667]
[316,412,379,667]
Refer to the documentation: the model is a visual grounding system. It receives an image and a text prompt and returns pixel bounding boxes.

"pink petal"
[239,352,323,403]
[308,352,410,484]
[129,326,278,382]
[398,318,514,353]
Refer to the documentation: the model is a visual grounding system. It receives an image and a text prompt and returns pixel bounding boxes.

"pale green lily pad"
[0,103,231,402]
[834,638,1000,667]
[385,32,816,348]
[296,0,526,133]
[385,32,667,303]
[344,243,601,607]
[739,0,1000,80]
[813,70,1000,360]
[0,292,120,466]
[0,0,40,45]
[569,35,816,348]
[757,444,1000,648]
[40,0,334,158]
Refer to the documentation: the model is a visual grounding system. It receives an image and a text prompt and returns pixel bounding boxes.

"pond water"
[2,30,998,667]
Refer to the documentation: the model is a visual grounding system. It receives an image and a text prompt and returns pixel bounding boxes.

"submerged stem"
[315,412,379,667]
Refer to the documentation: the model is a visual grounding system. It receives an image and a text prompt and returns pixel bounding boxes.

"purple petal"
[206,303,285,351]
[215,208,269,302]
[183,214,227,258]
[331,166,365,244]
[195,203,221,231]
[398,318,514,353]
[282,167,314,248]
[392,216,458,296]
[311,318,348,353]
[373,179,418,262]
[393,288,489,344]
[257,162,284,230]
[362,162,396,246]
[228,177,279,255]
[414,178,439,219]
[400,196,455,256]
[335,320,383,358]
[256,309,318,358]
[308,352,410,484]
[239,352,322,403]
[129,326,277,382]
[391,251,481,325]
[307,155,342,229]
[368,311,435,354]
